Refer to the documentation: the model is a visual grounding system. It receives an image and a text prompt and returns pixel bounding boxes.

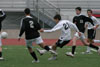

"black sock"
[44,46,50,51]
[72,46,76,54]
[0,52,2,57]
[30,52,38,61]
[89,43,99,50]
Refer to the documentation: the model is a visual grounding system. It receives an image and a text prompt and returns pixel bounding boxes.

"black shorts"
[56,39,70,48]
[88,29,96,40]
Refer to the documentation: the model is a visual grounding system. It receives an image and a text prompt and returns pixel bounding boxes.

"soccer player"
[85,9,100,54]
[0,9,6,60]
[66,7,100,57]
[18,8,57,63]
[37,14,80,60]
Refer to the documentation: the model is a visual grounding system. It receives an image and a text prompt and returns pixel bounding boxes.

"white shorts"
[74,32,85,40]
[25,36,43,48]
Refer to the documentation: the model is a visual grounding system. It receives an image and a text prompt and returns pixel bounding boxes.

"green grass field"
[0,45,100,67]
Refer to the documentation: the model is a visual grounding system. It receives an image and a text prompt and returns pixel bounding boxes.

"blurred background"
[0,0,100,39]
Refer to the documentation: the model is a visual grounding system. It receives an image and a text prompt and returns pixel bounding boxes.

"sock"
[89,43,99,50]
[44,46,50,51]
[30,52,38,61]
[86,46,91,52]
[72,46,76,54]
[94,40,100,43]
[0,52,2,57]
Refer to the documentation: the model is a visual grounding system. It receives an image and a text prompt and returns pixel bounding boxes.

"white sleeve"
[44,22,63,32]
[94,17,100,25]
[68,21,79,32]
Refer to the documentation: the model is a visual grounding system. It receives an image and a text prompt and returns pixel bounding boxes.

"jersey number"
[29,21,34,28]
[63,23,69,30]
[80,20,83,23]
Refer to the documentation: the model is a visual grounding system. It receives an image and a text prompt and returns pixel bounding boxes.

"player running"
[85,9,100,54]
[37,14,80,60]
[66,7,100,57]
[0,9,6,60]
[18,8,57,63]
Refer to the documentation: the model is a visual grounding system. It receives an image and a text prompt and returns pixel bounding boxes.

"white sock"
[42,50,47,53]
[94,40,100,43]
[86,46,91,52]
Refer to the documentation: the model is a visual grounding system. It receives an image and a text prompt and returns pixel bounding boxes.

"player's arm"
[18,19,25,40]
[93,18,100,30]
[73,16,77,24]
[34,20,41,30]
[0,9,6,18]
[84,16,93,22]
[84,16,94,26]
[68,21,79,32]
[0,9,6,32]
[68,21,81,36]
[43,22,63,33]
[85,22,88,29]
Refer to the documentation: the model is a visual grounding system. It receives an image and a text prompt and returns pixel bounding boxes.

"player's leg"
[84,39,93,54]
[26,39,39,63]
[87,29,100,54]
[93,40,100,43]
[0,47,3,60]
[82,38,100,54]
[79,32,89,46]
[36,36,57,55]
[48,44,57,61]
[66,32,79,57]
[48,40,70,60]
[0,35,3,60]
[66,36,78,57]
[88,43,100,55]
[85,29,95,53]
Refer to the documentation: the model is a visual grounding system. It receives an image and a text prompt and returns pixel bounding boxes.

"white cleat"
[48,56,57,61]
[65,52,74,58]
[32,60,40,63]
[82,51,93,54]
[49,50,58,56]
[0,57,4,60]
[36,48,47,55]
[97,48,100,55]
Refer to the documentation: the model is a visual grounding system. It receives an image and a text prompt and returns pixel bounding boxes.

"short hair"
[24,8,30,15]
[54,14,61,20]
[75,7,82,11]
[87,9,93,13]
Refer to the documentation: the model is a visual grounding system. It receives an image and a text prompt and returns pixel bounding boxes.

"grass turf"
[0,45,100,67]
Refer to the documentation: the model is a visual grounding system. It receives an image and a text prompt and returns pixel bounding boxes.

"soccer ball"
[1,32,8,39]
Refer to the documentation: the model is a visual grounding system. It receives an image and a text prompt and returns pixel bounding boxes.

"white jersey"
[86,16,100,29]
[44,20,79,41]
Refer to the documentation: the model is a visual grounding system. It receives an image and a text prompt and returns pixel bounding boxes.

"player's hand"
[40,29,44,32]
[18,37,21,41]
[93,26,97,30]
[78,32,81,36]
[74,22,77,24]
[0,9,2,11]
[85,24,88,28]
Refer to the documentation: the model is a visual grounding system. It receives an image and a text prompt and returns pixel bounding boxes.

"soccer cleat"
[82,51,93,54]
[65,52,74,58]
[36,48,47,55]
[32,60,40,63]
[0,57,4,60]
[48,56,57,61]
[97,48,100,55]
[49,50,58,56]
